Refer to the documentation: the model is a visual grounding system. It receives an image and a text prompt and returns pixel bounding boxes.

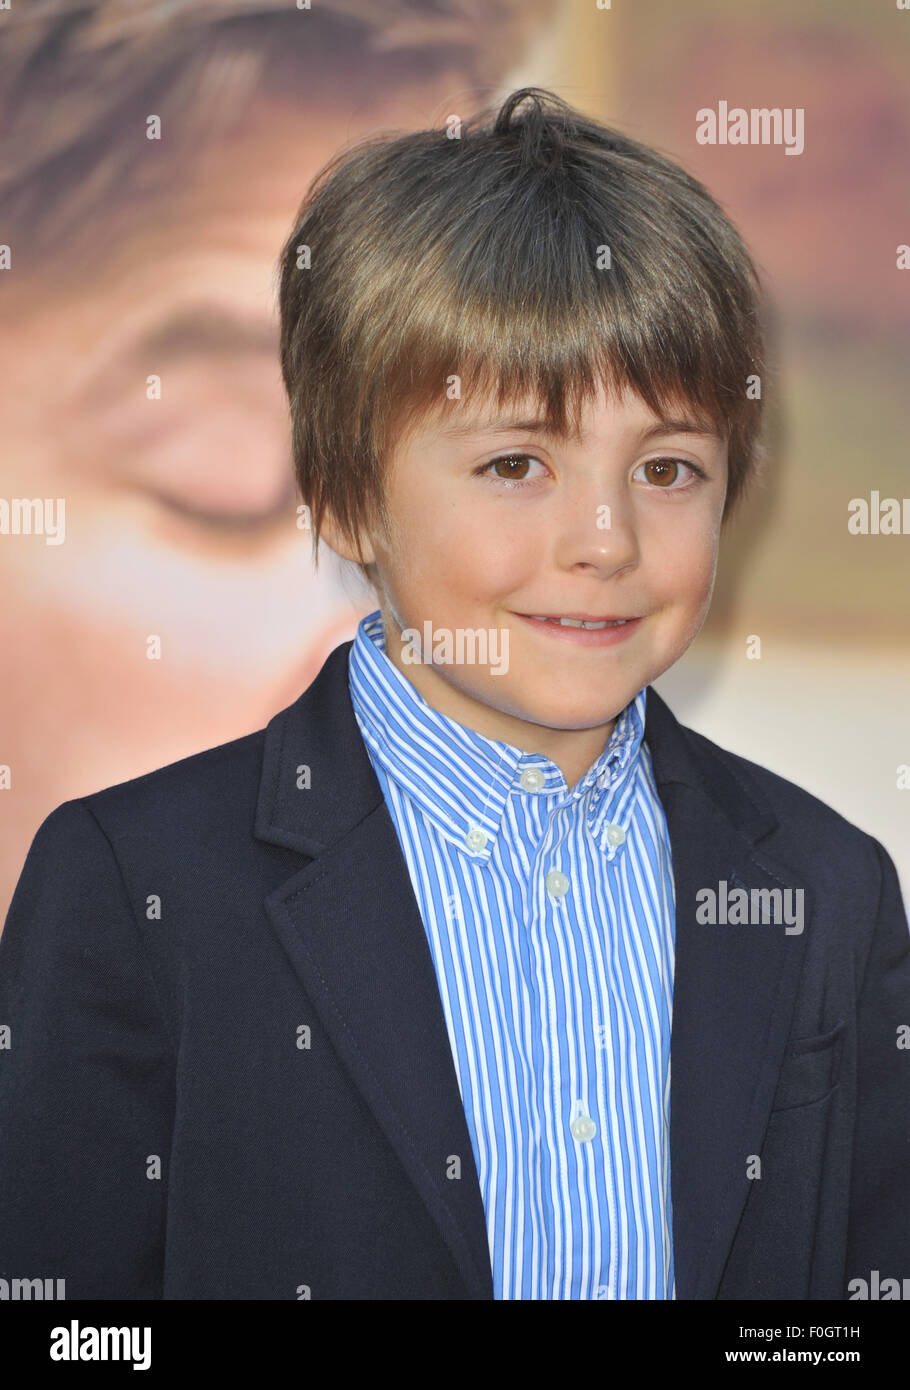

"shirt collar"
[348,608,647,860]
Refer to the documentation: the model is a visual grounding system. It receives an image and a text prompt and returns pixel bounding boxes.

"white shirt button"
[605,822,626,848]
[464,826,487,852]
[519,767,545,793]
[571,1114,597,1142]
[545,868,570,898]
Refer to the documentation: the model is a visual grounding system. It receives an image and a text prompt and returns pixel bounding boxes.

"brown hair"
[1,0,555,274]
[277,87,767,583]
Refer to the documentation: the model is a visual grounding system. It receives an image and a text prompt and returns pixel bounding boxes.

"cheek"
[647,522,719,610]
[451,510,536,598]
[391,491,530,595]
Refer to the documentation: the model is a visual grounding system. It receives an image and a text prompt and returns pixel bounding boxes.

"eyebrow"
[69,302,279,405]
[125,304,279,362]
[436,413,721,442]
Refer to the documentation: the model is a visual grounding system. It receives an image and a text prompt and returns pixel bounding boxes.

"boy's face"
[325,382,729,785]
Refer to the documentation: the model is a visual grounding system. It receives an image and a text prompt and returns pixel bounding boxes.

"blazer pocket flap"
[772,1021,845,1111]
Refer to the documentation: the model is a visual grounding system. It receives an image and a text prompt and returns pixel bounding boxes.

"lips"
[513,611,644,646]
[521,614,633,630]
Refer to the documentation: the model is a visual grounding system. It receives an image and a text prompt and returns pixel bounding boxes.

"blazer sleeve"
[845,836,910,1291]
[0,799,175,1299]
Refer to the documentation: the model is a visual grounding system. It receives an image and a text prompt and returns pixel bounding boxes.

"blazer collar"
[256,641,808,1300]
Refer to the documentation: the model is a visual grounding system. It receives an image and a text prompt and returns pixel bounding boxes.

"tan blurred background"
[1,0,908,920]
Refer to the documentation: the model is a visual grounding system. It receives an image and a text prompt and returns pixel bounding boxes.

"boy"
[1,87,908,1300]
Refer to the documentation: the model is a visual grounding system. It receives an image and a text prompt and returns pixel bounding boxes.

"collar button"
[465,826,488,852]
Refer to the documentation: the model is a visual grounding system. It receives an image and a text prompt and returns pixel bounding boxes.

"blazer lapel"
[254,642,810,1302]
[644,687,811,1300]
[255,641,494,1299]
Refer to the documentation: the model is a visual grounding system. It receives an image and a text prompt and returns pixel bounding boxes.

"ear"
[317,505,377,567]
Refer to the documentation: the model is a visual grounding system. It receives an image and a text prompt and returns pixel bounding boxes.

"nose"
[550,477,639,579]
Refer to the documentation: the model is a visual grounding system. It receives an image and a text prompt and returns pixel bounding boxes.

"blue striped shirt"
[348,609,676,1299]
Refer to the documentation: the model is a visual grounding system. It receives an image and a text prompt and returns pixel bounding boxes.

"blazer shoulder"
[76,723,269,842]
[679,718,885,867]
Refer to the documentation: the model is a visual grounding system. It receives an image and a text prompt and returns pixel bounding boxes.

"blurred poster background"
[1,0,908,921]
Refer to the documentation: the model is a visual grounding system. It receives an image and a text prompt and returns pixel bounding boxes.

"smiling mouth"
[517,614,637,630]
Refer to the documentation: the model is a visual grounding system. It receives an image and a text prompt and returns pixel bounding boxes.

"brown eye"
[475,453,548,487]
[488,454,532,481]
[633,457,705,491]
[642,458,680,487]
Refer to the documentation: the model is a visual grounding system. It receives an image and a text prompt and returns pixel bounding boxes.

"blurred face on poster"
[0,0,556,912]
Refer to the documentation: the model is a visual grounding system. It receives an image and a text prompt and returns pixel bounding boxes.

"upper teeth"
[529,616,627,629]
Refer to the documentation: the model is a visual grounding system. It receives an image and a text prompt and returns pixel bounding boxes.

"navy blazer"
[1,640,909,1300]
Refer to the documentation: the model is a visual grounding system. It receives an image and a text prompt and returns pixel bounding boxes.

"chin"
[522,694,629,728]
